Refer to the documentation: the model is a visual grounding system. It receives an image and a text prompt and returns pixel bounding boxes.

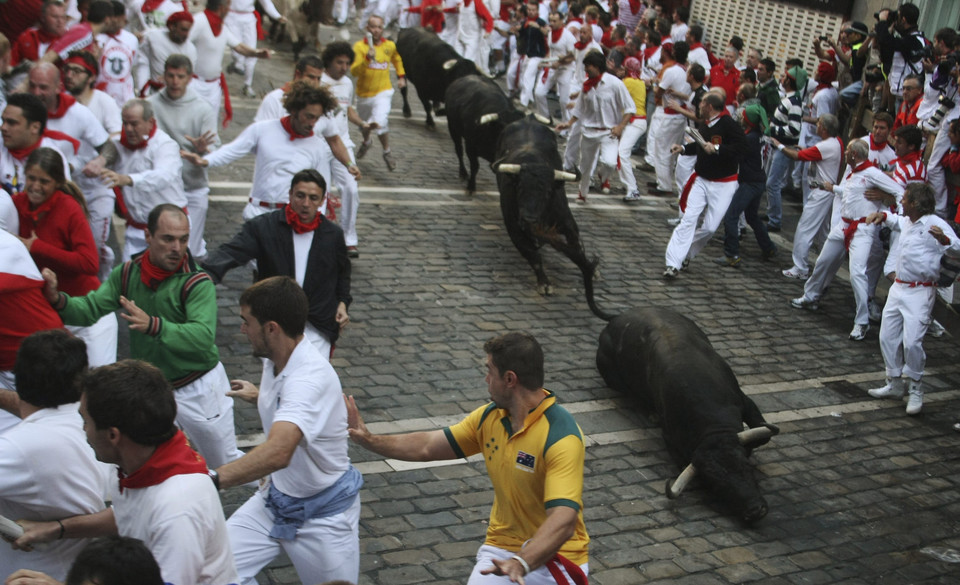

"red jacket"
[709,63,740,106]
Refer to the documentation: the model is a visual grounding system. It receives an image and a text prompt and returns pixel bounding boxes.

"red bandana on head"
[117,430,208,493]
[280,116,314,141]
[141,0,166,12]
[47,93,77,120]
[204,8,223,36]
[120,119,157,151]
[139,249,187,290]
[285,203,322,233]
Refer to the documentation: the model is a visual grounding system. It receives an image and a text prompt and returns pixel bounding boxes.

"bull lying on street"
[445,75,525,194]
[596,307,779,523]
[396,28,484,128]
[493,116,613,321]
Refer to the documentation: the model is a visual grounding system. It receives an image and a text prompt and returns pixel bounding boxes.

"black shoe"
[346,246,359,258]
[767,224,781,233]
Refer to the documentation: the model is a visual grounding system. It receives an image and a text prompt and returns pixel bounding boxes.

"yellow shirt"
[624,77,647,118]
[350,38,405,98]
[444,390,589,565]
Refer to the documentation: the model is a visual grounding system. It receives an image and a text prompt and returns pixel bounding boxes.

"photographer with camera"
[921,29,960,218]
[815,22,870,107]
[874,4,930,110]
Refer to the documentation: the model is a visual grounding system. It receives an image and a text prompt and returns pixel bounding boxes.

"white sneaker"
[663,266,679,279]
[666,217,681,227]
[790,297,819,310]
[868,299,883,323]
[906,380,923,415]
[622,191,642,202]
[849,323,869,341]
[782,267,809,279]
[868,377,905,399]
[927,320,946,337]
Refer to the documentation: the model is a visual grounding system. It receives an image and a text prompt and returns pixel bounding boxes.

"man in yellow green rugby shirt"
[345,332,589,585]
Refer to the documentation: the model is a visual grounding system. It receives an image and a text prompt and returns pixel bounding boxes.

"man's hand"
[11,519,58,552]
[398,77,407,89]
[255,48,271,59]
[40,269,60,305]
[184,131,217,155]
[930,225,952,245]
[864,187,895,206]
[610,124,624,139]
[669,144,684,155]
[5,569,62,585]
[82,155,107,178]
[865,211,886,225]
[555,121,571,131]
[343,394,370,445]
[99,170,132,188]
[118,296,151,332]
[701,142,717,155]
[480,557,527,584]
[348,164,361,180]
[181,151,209,167]
[227,380,259,404]
[336,302,350,330]
[17,231,38,251]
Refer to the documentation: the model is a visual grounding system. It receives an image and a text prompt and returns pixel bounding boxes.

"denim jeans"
[723,181,774,258]
[765,148,792,228]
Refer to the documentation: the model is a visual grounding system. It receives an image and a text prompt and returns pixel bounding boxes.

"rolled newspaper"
[0,515,24,541]
[685,126,710,149]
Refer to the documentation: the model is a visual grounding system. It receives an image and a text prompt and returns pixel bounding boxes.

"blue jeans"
[765,149,791,228]
[723,181,775,258]
[839,81,863,107]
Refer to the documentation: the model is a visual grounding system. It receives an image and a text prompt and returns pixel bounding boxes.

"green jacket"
[56,252,220,386]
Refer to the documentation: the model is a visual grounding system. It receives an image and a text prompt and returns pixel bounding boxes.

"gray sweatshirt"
[148,86,220,191]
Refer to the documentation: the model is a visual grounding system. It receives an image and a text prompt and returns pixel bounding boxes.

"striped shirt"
[769,91,802,145]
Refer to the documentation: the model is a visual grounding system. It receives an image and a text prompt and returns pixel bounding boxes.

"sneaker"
[681,259,690,270]
[761,247,779,261]
[953,422,960,432]
[356,140,372,160]
[868,377,905,399]
[242,85,256,98]
[713,255,741,267]
[868,299,883,323]
[782,267,809,280]
[623,191,642,202]
[346,245,359,258]
[790,297,819,310]
[767,224,782,233]
[577,192,586,204]
[849,323,869,341]
[666,217,681,227]
[927,320,946,337]
[601,180,611,194]
[906,380,923,415]
[663,266,679,279]
[383,151,398,171]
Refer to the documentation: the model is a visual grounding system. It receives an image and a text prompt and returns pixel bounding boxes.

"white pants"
[673,152,695,195]
[800,221,877,325]
[506,55,523,93]
[880,282,935,381]
[562,119,582,171]
[790,187,835,273]
[456,28,482,64]
[617,118,647,193]
[305,323,333,359]
[665,177,738,268]
[175,362,244,469]
[643,105,661,167]
[578,128,618,197]
[518,56,542,107]
[356,90,394,136]
[331,148,359,246]
[225,11,258,87]
[228,490,360,585]
[923,123,950,214]
[534,67,573,122]
[193,77,223,122]
[86,194,115,282]
[652,111,686,191]
[66,312,117,367]
[439,13,459,45]
[122,226,147,261]
[467,545,588,585]
[186,186,210,258]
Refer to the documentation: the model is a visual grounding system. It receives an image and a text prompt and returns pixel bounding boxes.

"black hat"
[844,21,869,36]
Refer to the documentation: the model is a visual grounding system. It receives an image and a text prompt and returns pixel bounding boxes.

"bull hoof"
[402,105,412,118]
[742,502,768,524]
[537,283,553,296]
[426,120,436,130]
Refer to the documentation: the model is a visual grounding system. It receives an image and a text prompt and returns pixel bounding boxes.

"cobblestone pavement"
[172,25,960,585]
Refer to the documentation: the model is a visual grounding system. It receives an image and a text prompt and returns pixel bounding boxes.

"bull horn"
[442,59,457,70]
[479,113,499,125]
[665,464,696,499]
[737,426,773,444]
[533,113,552,125]
[495,163,522,174]
[554,170,578,181]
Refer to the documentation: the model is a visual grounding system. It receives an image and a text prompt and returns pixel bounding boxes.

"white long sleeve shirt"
[882,213,960,283]
[834,164,905,220]
[188,12,240,81]
[135,28,198,87]
[571,72,634,130]
[114,129,186,225]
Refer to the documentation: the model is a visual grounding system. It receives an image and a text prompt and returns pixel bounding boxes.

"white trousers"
[790,187,835,272]
[506,55,523,93]
[673,152,695,195]
[193,77,223,122]
[356,90,394,136]
[176,362,244,469]
[927,120,953,217]
[664,177,738,268]
[331,148,359,246]
[86,194,115,282]
[225,11,258,87]
[186,186,210,258]
[617,118,647,193]
[578,129,618,197]
[66,312,118,367]
[467,544,588,585]
[228,490,360,585]
[880,282,935,381]
[562,119,582,171]
[304,323,333,359]
[518,56,542,107]
[643,105,660,167]
[652,111,686,191]
[534,67,573,122]
[801,221,877,325]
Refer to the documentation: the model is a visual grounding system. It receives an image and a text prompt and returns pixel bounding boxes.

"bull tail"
[582,256,615,321]
[400,86,412,118]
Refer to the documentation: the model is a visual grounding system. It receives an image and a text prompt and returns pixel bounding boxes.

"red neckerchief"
[139,249,187,290]
[869,134,888,151]
[568,17,583,24]
[120,119,157,150]
[892,150,922,167]
[583,74,602,94]
[285,203,322,233]
[627,0,641,14]
[643,45,659,60]
[280,115,313,141]
[689,42,703,52]
[611,39,626,48]
[47,93,76,120]
[18,190,63,227]
[117,430,208,493]
[141,0,167,12]
[7,136,45,161]
[574,39,590,50]
[551,27,564,43]
[845,159,876,180]
[204,9,223,36]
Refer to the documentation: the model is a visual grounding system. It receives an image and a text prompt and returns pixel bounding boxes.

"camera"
[864,64,885,84]
[874,8,897,21]
[926,94,957,132]
[818,35,829,42]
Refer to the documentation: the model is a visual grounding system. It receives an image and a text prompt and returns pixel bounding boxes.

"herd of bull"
[396,28,779,523]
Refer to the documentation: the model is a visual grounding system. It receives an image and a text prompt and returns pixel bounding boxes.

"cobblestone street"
[177,26,960,585]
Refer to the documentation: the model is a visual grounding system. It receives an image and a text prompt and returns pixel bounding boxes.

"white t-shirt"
[46,101,111,201]
[111,472,238,585]
[0,404,110,581]
[135,28,198,88]
[132,0,184,32]
[292,230,313,286]
[670,22,689,44]
[96,30,139,108]
[659,63,692,109]
[548,28,577,72]
[84,89,123,136]
[798,136,844,188]
[321,73,356,148]
[188,12,240,81]
[258,338,350,498]
[0,137,73,195]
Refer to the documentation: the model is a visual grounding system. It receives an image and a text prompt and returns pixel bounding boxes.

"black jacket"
[202,210,352,343]
[682,115,747,180]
